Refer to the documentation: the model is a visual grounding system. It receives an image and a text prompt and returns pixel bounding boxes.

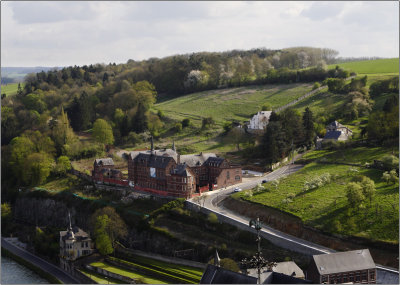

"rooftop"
[312,249,375,275]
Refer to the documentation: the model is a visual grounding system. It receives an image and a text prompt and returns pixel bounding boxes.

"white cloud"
[1,1,398,66]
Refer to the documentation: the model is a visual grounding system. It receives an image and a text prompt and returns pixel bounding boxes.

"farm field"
[234,147,399,243]
[328,58,399,74]
[1,82,23,97]
[155,83,314,126]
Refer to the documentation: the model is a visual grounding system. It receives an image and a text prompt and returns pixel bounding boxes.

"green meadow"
[1,82,23,97]
[234,147,399,243]
[155,83,314,126]
[328,58,399,75]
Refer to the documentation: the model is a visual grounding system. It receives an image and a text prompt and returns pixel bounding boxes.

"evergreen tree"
[302,107,315,147]
[262,121,286,164]
[131,104,147,133]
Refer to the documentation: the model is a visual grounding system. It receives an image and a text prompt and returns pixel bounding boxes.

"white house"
[59,213,94,271]
[247,111,272,132]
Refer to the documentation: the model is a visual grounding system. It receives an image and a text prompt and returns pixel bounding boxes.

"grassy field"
[156,83,314,126]
[90,261,168,284]
[234,147,399,243]
[79,269,125,284]
[1,82,23,97]
[328,58,399,74]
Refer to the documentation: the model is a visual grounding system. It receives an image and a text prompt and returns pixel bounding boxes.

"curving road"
[189,163,399,278]
[2,237,80,284]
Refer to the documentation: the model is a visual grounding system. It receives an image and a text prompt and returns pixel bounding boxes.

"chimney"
[150,136,154,152]
[178,153,181,164]
[172,141,176,152]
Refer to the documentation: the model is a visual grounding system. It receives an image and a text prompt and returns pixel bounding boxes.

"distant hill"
[1,66,60,83]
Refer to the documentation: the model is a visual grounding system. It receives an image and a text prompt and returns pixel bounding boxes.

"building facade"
[247,111,272,132]
[127,142,242,198]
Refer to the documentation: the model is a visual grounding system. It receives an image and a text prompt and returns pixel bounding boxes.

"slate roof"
[204,157,225,167]
[171,163,193,177]
[200,264,257,284]
[312,249,375,275]
[180,153,217,167]
[60,227,90,241]
[327,121,345,129]
[129,149,178,163]
[272,261,305,279]
[376,268,399,284]
[323,131,344,140]
[95,158,114,166]
[133,152,175,169]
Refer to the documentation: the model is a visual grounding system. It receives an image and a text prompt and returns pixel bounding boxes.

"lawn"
[1,83,24,97]
[79,269,125,284]
[121,254,204,282]
[234,147,399,243]
[90,261,170,284]
[155,83,314,126]
[328,58,399,74]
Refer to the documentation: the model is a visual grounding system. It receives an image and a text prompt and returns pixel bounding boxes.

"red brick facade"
[127,149,242,198]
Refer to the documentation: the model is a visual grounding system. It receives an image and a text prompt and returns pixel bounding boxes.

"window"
[235,175,240,181]
[361,272,367,281]
[369,272,375,280]
[226,171,230,179]
[356,273,360,282]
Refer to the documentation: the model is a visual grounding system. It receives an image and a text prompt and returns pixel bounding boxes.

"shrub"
[312,82,321,90]
[181,118,191,128]
[207,213,218,224]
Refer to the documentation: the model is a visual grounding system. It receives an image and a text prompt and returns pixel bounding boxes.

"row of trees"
[261,107,315,165]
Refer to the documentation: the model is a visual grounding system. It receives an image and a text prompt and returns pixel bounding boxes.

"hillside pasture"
[328,58,399,75]
[1,83,23,97]
[235,147,399,243]
[155,83,314,125]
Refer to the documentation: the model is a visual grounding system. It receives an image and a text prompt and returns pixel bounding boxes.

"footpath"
[2,237,80,284]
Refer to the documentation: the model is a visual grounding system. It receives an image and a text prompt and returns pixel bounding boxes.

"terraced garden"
[88,255,203,284]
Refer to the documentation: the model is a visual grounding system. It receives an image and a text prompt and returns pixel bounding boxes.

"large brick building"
[128,141,242,198]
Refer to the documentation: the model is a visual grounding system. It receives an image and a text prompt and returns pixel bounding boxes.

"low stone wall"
[86,264,137,283]
[73,268,96,284]
[184,200,325,256]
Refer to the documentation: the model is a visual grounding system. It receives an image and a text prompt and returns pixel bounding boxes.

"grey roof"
[130,148,178,162]
[180,153,217,167]
[200,264,257,284]
[133,152,175,169]
[313,249,375,275]
[327,121,344,129]
[247,268,311,284]
[323,131,344,140]
[95,158,114,166]
[60,227,90,241]
[376,268,399,284]
[272,261,304,278]
[204,157,225,167]
[171,163,193,177]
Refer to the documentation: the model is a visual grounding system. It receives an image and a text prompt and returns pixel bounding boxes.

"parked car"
[262,180,267,183]
[233,187,242,192]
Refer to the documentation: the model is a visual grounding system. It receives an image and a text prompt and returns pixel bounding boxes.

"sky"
[1,1,399,67]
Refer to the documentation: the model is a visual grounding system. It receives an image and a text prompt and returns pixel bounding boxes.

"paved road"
[2,237,80,284]
[190,163,399,277]
[193,163,335,256]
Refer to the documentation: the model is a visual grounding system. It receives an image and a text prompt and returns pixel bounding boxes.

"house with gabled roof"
[306,249,376,284]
